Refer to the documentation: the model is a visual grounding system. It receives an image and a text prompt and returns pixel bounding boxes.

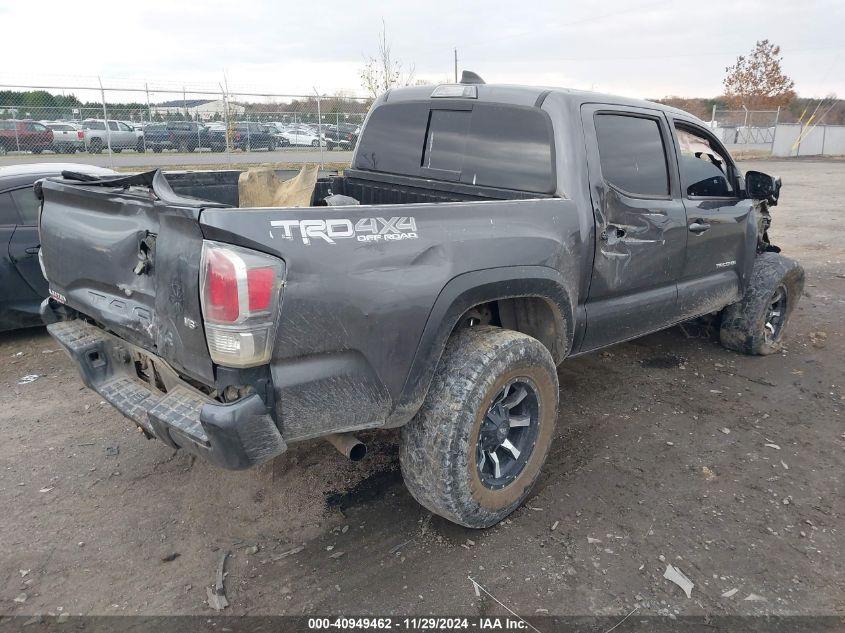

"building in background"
[150,99,244,121]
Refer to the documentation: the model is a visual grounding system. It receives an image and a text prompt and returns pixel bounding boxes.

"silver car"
[43,121,85,154]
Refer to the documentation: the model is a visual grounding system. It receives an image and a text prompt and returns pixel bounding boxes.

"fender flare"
[391,265,574,424]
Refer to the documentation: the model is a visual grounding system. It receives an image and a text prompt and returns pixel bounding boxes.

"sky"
[1,0,843,101]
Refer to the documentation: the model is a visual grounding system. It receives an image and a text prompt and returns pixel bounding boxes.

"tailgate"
[39,174,218,385]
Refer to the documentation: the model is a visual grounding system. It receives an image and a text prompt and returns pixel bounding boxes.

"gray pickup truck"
[36,74,803,528]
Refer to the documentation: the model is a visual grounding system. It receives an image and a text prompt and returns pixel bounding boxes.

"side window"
[118,122,132,131]
[108,121,120,131]
[594,113,669,197]
[675,125,735,197]
[9,187,40,225]
[0,192,18,225]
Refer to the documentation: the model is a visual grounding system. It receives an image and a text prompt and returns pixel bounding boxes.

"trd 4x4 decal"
[270,217,418,245]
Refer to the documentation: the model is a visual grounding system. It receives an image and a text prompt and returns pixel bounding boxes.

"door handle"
[688,222,711,234]
[25,245,40,255]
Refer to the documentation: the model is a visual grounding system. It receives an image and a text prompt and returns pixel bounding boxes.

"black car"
[321,123,359,151]
[208,122,277,152]
[143,121,211,153]
[0,163,115,331]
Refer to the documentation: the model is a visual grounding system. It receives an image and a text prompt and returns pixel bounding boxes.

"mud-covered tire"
[400,326,559,528]
[719,253,805,355]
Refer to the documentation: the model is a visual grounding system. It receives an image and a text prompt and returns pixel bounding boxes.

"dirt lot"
[1,159,842,618]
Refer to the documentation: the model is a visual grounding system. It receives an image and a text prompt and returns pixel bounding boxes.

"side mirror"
[745,170,781,206]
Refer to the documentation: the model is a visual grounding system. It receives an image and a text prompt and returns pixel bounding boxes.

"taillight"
[77,130,84,140]
[200,241,285,367]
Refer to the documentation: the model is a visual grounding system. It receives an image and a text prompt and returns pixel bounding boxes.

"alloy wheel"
[476,379,540,490]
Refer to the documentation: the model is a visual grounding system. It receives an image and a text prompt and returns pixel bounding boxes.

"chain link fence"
[710,107,781,149]
[0,82,371,168]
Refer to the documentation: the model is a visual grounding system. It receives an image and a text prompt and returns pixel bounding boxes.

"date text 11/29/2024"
[308,617,531,630]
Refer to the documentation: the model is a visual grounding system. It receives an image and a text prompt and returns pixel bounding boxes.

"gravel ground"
[0,159,842,618]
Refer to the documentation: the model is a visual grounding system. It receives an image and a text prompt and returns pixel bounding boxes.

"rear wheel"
[719,253,805,355]
[0,143,7,156]
[311,139,319,147]
[152,145,163,153]
[89,138,103,154]
[136,139,145,153]
[400,326,559,528]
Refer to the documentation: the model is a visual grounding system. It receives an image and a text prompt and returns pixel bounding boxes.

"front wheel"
[400,326,559,528]
[719,253,805,355]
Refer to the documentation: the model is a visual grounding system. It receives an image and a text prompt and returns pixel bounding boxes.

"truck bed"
[163,168,550,208]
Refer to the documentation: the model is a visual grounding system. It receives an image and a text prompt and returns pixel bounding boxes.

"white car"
[42,121,85,154]
[278,128,323,147]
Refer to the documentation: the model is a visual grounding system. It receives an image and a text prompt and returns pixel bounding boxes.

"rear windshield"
[353,101,555,194]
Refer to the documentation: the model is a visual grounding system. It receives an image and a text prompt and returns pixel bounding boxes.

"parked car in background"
[120,121,145,150]
[0,120,53,155]
[0,163,116,331]
[208,122,277,151]
[321,123,359,151]
[43,121,85,154]
[278,126,322,147]
[143,121,211,153]
[81,119,143,153]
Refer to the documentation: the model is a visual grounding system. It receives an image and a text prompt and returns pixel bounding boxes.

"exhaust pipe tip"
[325,433,367,461]
[347,442,367,462]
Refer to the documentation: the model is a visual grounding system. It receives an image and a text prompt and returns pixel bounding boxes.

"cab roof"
[383,83,700,123]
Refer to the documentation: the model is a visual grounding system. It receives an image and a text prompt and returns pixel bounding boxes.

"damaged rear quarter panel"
[199,197,584,439]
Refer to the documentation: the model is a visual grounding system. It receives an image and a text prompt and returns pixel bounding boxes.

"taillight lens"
[77,130,84,140]
[200,241,285,367]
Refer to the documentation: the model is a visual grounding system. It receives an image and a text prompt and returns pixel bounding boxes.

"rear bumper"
[46,317,287,470]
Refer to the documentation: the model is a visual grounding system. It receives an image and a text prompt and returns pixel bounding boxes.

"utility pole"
[454,48,458,83]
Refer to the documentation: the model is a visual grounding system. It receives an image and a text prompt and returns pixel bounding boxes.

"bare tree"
[723,40,795,109]
[359,20,416,99]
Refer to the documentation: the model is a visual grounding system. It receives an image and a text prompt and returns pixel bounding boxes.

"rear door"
[7,185,47,297]
[670,120,751,316]
[107,120,125,148]
[579,104,688,351]
[0,188,42,329]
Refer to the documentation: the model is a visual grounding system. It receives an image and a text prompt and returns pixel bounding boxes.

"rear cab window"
[354,101,555,194]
